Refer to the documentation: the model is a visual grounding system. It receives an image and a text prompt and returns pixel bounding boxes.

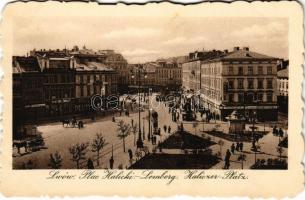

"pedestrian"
[109,156,114,169]
[240,142,244,152]
[87,158,94,169]
[236,142,240,152]
[112,116,115,122]
[163,125,167,133]
[279,128,284,138]
[224,149,231,169]
[128,149,133,160]
[168,126,171,134]
[231,143,235,154]
[273,126,278,136]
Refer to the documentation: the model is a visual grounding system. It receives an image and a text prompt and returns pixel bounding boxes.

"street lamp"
[148,88,152,142]
[131,65,147,149]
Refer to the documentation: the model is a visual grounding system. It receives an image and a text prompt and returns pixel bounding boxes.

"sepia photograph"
[10,11,290,170]
[1,0,304,197]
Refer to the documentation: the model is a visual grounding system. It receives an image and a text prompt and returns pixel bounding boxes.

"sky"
[13,17,288,63]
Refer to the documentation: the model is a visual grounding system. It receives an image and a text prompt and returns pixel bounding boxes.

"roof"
[221,49,276,60]
[13,56,41,73]
[277,68,288,78]
[75,61,115,72]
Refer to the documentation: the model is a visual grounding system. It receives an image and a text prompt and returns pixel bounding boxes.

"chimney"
[233,47,240,51]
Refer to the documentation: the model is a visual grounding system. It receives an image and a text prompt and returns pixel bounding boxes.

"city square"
[12,17,288,170]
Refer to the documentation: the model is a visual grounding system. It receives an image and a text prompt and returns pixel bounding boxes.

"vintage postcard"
[0,0,304,197]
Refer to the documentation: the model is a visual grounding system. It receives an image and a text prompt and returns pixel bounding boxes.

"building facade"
[155,60,182,90]
[39,56,76,117]
[201,47,279,121]
[13,56,46,139]
[277,67,288,113]
[74,61,118,114]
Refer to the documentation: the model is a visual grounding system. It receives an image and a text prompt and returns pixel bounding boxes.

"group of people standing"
[224,141,245,169]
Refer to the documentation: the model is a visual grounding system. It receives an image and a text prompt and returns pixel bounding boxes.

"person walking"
[163,125,167,133]
[236,142,240,152]
[273,126,278,136]
[240,142,244,152]
[109,156,114,169]
[224,149,231,169]
[231,143,235,154]
[128,149,133,160]
[279,128,284,138]
[87,158,94,169]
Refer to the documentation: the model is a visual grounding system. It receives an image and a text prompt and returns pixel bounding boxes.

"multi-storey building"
[155,60,182,90]
[277,67,288,113]
[98,49,129,93]
[143,62,158,90]
[13,56,45,139]
[38,55,76,117]
[182,50,223,92]
[74,60,118,114]
[201,47,279,121]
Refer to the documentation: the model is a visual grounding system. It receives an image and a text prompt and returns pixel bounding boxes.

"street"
[13,94,287,169]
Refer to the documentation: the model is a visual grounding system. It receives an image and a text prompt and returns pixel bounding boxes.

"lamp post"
[131,65,147,149]
[148,88,152,141]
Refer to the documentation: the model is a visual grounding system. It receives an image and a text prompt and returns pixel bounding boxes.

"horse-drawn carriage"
[13,133,45,154]
[61,118,84,129]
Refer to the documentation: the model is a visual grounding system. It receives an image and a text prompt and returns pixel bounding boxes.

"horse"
[61,119,70,127]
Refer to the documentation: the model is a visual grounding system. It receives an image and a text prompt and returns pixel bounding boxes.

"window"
[267,66,273,75]
[228,66,234,75]
[247,93,254,103]
[248,79,254,89]
[228,80,234,89]
[238,67,243,75]
[267,93,273,102]
[257,93,263,101]
[87,85,90,96]
[248,66,253,75]
[228,93,234,102]
[258,66,263,75]
[238,79,244,89]
[267,79,273,89]
[258,79,264,89]
[80,85,84,97]
[238,93,244,103]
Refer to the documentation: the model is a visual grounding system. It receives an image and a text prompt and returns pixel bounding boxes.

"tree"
[217,140,224,157]
[69,142,89,169]
[91,133,108,166]
[117,120,131,152]
[48,151,62,169]
[277,146,284,160]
